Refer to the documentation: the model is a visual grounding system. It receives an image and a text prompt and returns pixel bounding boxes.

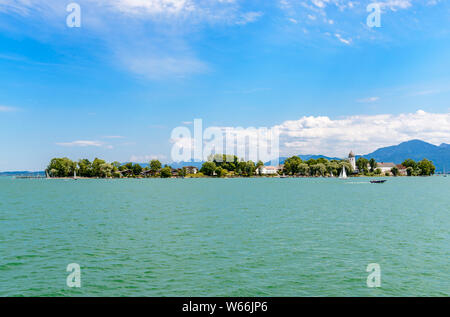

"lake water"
[0,177,449,296]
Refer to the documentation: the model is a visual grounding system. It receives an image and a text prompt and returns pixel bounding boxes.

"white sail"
[339,166,347,179]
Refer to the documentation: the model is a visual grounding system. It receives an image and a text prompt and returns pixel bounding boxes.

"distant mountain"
[363,139,450,172]
[0,171,45,177]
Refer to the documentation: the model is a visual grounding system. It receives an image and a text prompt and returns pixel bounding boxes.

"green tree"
[99,163,113,178]
[406,167,414,176]
[417,159,435,176]
[47,158,76,177]
[92,158,107,177]
[402,159,417,170]
[160,166,172,178]
[369,158,377,172]
[178,167,187,177]
[200,161,217,176]
[298,163,309,176]
[356,157,369,174]
[132,163,143,176]
[284,156,302,175]
[150,160,162,174]
[311,163,326,176]
[374,168,382,175]
[215,167,228,177]
[391,166,399,176]
[77,159,92,177]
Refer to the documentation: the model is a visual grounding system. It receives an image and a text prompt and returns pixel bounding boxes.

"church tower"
[348,151,356,171]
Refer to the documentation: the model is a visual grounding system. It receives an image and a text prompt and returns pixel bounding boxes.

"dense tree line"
[46,158,175,178]
[401,158,435,176]
[282,156,352,177]
[47,155,436,179]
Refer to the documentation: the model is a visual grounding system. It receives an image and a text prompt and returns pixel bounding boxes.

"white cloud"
[275,110,450,157]
[236,11,263,25]
[379,0,412,11]
[357,96,380,103]
[0,105,18,112]
[130,154,167,162]
[122,54,209,79]
[111,0,193,15]
[56,140,104,147]
[335,33,352,45]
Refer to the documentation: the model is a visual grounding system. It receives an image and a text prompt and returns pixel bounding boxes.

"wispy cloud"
[357,96,380,103]
[0,105,19,112]
[129,154,167,162]
[121,54,209,79]
[335,33,352,45]
[56,140,104,147]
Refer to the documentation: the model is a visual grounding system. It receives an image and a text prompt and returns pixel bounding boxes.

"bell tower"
[348,151,356,171]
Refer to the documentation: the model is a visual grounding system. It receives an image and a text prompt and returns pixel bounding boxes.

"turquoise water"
[0,177,449,296]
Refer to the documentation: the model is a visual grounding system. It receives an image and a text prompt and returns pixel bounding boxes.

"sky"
[0,0,450,171]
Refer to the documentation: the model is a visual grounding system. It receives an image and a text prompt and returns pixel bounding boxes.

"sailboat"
[339,165,347,179]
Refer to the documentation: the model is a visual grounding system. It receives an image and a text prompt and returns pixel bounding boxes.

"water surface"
[0,177,448,296]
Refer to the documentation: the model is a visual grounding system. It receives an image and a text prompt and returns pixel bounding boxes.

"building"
[396,164,407,176]
[348,151,357,172]
[256,166,279,175]
[184,166,198,174]
[377,162,396,174]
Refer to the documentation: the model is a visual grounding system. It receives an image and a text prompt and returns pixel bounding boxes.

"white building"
[348,151,356,171]
[256,166,279,175]
[376,162,396,173]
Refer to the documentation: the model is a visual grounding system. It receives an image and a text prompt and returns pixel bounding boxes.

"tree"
[200,161,217,176]
[244,161,256,176]
[92,158,107,177]
[78,159,92,177]
[150,160,162,174]
[311,163,326,176]
[47,158,76,177]
[402,159,417,170]
[391,166,399,176]
[417,159,435,176]
[369,158,377,172]
[374,168,382,175]
[160,166,172,178]
[298,163,309,176]
[132,163,143,176]
[99,163,113,178]
[356,157,369,174]
[284,156,302,175]
[215,167,228,177]
[178,167,187,177]
[405,167,413,176]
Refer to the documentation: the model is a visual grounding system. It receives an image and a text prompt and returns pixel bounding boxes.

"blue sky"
[1,0,450,170]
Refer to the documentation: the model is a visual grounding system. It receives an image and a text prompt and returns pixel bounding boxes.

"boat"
[338,165,347,179]
[370,180,387,184]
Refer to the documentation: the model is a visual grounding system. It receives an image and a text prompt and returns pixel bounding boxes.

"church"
[348,151,357,173]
